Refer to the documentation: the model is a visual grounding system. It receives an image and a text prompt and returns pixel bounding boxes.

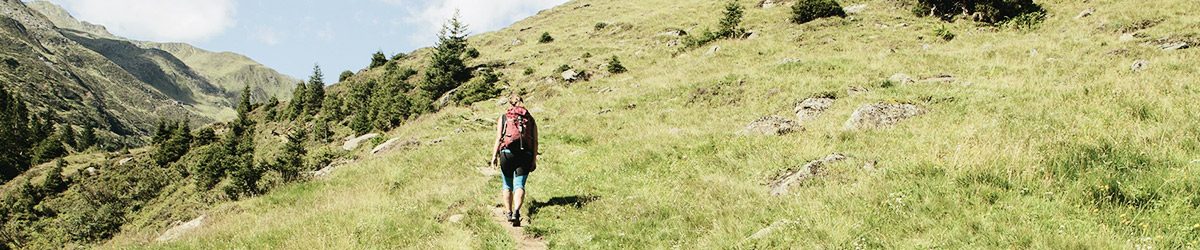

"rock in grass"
[342,133,380,150]
[768,153,847,195]
[372,138,421,155]
[706,45,721,56]
[888,73,914,85]
[1131,59,1150,72]
[156,215,205,242]
[448,214,465,223]
[740,116,800,136]
[1074,8,1095,19]
[794,97,835,123]
[757,0,794,8]
[1160,42,1189,51]
[844,103,925,130]
[843,4,867,14]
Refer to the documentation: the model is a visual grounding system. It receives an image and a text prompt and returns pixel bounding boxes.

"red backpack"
[500,106,533,151]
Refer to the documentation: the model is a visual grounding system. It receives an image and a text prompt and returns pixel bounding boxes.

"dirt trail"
[491,206,547,250]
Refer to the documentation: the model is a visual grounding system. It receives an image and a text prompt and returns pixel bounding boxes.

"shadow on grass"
[528,195,600,223]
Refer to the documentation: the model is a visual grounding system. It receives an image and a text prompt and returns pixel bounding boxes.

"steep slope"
[0,0,207,137]
[26,0,297,104]
[137,42,296,101]
[109,0,1199,248]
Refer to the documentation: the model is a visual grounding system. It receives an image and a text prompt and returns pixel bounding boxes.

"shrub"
[523,67,535,76]
[556,64,572,73]
[717,1,746,38]
[453,69,502,105]
[594,22,608,31]
[933,25,955,41]
[791,0,847,24]
[1003,11,1046,30]
[913,0,1044,25]
[369,51,387,69]
[681,1,747,49]
[539,32,554,43]
[339,70,354,82]
[607,56,627,74]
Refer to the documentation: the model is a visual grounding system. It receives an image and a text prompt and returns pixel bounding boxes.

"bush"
[933,25,955,41]
[607,56,627,74]
[717,1,746,38]
[369,51,387,69]
[453,69,502,105]
[523,68,535,76]
[556,64,572,73]
[1003,11,1046,30]
[682,1,747,49]
[539,32,554,43]
[792,0,846,24]
[339,70,354,82]
[913,0,1044,25]
[594,22,608,31]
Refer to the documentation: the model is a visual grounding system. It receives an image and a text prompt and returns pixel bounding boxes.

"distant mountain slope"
[0,0,206,137]
[26,0,297,103]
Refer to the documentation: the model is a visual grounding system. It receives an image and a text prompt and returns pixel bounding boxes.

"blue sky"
[43,0,567,82]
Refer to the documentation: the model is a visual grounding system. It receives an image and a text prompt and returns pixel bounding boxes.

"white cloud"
[254,27,281,46]
[50,0,236,42]
[403,0,567,44]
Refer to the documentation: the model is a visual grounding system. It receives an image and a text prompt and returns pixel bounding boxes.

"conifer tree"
[78,125,96,151]
[287,81,308,120]
[306,65,325,116]
[275,129,307,182]
[41,159,67,194]
[1,86,32,181]
[420,12,471,99]
[369,51,387,69]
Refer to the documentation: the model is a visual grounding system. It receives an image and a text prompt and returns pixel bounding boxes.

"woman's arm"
[490,116,503,166]
[530,117,538,167]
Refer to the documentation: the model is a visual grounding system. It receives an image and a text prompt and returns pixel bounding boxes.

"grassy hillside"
[100,0,1200,248]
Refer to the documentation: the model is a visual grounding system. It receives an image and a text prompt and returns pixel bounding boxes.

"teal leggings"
[500,170,528,190]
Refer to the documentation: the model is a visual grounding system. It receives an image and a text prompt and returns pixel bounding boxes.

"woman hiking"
[491,94,538,226]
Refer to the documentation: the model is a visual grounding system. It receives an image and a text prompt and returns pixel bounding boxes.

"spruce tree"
[41,159,67,194]
[275,129,307,182]
[1,86,31,181]
[306,65,325,116]
[369,51,387,69]
[60,124,77,150]
[78,125,96,151]
[718,1,746,38]
[287,81,308,120]
[420,12,471,99]
[193,127,217,147]
[153,119,171,144]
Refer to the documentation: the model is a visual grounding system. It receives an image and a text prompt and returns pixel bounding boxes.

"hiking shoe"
[511,212,521,227]
[507,212,517,222]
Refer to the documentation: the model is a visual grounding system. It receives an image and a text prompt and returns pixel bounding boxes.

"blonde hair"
[508,94,524,107]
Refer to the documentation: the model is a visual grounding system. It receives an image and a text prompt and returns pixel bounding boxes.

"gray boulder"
[794,97,835,123]
[740,116,799,136]
[769,153,847,195]
[1131,59,1150,72]
[888,73,914,84]
[342,133,380,151]
[844,103,925,130]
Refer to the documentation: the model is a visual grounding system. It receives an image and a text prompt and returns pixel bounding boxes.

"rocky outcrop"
[156,215,205,242]
[844,103,925,130]
[794,97,835,123]
[371,138,421,155]
[342,133,380,150]
[768,153,847,195]
[740,116,799,136]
